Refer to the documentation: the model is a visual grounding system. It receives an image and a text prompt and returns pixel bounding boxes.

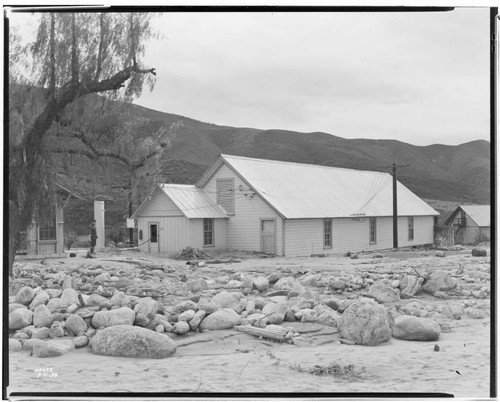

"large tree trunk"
[8,200,20,277]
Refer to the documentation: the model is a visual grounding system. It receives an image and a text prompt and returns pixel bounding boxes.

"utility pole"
[392,163,398,249]
[390,163,409,249]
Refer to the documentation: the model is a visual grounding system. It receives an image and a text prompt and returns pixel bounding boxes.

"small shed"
[444,205,490,245]
[17,182,83,258]
[131,184,228,254]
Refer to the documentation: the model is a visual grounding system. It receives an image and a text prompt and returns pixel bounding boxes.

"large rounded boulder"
[91,307,135,329]
[89,325,176,358]
[199,308,241,331]
[337,298,393,346]
[392,316,441,341]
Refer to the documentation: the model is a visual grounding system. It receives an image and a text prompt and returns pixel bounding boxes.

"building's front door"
[261,219,276,254]
[149,223,159,253]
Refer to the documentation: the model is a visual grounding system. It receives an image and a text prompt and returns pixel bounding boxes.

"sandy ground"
[7,248,493,398]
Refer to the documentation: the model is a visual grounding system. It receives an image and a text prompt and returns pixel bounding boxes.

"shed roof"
[211,154,438,219]
[158,184,228,219]
[451,205,490,227]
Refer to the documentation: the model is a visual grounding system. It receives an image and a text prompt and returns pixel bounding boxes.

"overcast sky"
[134,8,490,146]
[8,7,491,146]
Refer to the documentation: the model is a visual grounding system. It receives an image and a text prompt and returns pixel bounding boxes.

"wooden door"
[149,223,159,253]
[261,220,276,254]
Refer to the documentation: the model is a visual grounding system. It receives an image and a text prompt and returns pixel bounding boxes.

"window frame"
[408,216,414,241]
[323,219,332,249]
[203,218,214,247]
[39,217,56,241]
[369,217,377,244]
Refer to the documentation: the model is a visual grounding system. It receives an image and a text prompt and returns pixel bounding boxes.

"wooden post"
[392,163,398,249]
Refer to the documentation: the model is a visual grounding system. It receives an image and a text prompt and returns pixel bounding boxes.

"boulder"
[402,301,427,317]
[253,277,269,292]
[32,340,75,357]
[178,309,196,322]
[392,316,440,341]
[188,279,208,293]
[314,305,341,327]
[199,308,241,331]
[22,339,45,352]
[435,251,446,258]
[472,248,487,257]
[422,271,457,294]
[267,272,282,284]
[72,336,89,348]
[9,339,22,352]
[87,294,112,309]
[91,307,135,329]
[60,288,80,307]
[329,279,346,290]
[65,315,88,336]
[29,290,50,310]
[174,321,190,335]
[46,298,69,314]
[9,308,34,330]
[299,309,318,323]
[31,327,50,340]
[15,286,36,306]
[365,282,400,303]
[146,314,173,332]
[110,291,132,308]
[46,289,63,299]
[89,325,176,358]
[134,297,158,327]
[9,303,27,313]
[49,321,65,338]
[273,277,305,294]
[211,291,244,313]
[33,305,54,328]
[337,298,393,346]
[188,310,206,331]
[299,274,318,287]
[399,275,423,296]
[173,300,198,314]
[266,301,288,325]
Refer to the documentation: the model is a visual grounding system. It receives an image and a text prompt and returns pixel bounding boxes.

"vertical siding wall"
[285,216,435,257]
[136,189,227,254]
[137,216,226,254]
[204,164,283,255]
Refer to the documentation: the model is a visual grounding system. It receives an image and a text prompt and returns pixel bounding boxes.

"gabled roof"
[199,154,439,219]
[446,205,490,227]
[132,184,228,219]
[160,184,228,219]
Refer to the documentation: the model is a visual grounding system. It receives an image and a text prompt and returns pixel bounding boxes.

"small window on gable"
[203,218,214,246]
[324,219,332,248]
[408,217,414,241]
[216,178,235,214]
[369,218,377,244]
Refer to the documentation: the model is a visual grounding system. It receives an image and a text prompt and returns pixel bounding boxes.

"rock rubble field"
[8,245,491,397]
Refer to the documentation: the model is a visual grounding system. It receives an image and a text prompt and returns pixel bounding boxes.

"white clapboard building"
[132,154,439,256]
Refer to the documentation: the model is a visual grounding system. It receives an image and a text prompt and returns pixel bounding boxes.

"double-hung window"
[369,218,377,244]
[324,219,332,248]
[203,218,214,246]
[39,217,56,240]
[408,217,414,241]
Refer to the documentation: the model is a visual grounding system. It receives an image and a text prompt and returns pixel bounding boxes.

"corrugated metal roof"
[220,154,439,219]
[160,184,228,219]
[460,205,490,227]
